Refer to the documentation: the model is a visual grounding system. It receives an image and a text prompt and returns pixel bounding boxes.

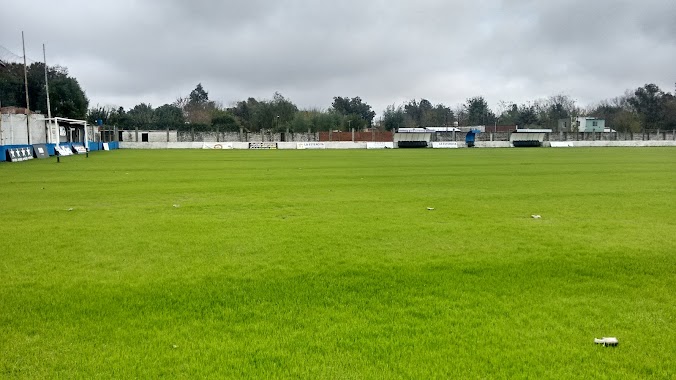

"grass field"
[1,148,675,378]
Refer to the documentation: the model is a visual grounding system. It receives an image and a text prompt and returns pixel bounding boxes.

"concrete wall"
[121,130,179,142]
[547,140,676,148]
[0,114,50,145]
[120,141,371,150]
[120,139,676,150]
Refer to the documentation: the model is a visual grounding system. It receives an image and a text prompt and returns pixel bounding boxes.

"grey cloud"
[2,0,674,114]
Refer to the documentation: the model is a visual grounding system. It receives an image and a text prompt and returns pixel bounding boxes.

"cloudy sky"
[2,0,675,115]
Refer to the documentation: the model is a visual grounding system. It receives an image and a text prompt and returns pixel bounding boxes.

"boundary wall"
[120,140,676,150]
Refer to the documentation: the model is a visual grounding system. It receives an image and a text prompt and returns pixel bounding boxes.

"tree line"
[1,61,674,132]
[87,84,377,133]
[384,84,676,132]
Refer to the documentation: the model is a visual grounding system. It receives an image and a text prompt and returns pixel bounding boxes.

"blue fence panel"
[0,144,33,162]
[88,141,100,151]
[45,144,56,156]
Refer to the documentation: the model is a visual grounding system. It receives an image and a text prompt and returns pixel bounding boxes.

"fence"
[110,127,676,144]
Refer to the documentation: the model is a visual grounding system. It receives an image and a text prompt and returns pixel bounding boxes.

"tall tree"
[628,83,667,130]
[211,109,241,131]
[228,97,259,130]
[177,83,218,126]
[155,104,185,128]
[189,83,209,104]
[249,92,299,131]
[382,104,406,130]
[127,103,156,128]
[0,62,88,118]
[331,96,376,128]
[465,96,495,125]
[516,104,538,127]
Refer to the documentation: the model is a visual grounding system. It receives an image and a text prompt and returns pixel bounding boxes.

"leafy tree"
[189,83,209,104]
[497,102,520,125]
[628,83,667,130]
[228,97,259,130]
[107,107,133,129]
[465,96,495,125]
[211,109,240,131]
[87,105,115,125]
[0,62,88,118]
[516,105,538,127]
[127,103,156,129]
[155,104,185,128]
[247,93,298,132]
[331,96,376,128]
[382,104,406,130]
[175,83,220,126]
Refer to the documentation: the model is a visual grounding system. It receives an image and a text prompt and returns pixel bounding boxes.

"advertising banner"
[297,142,326,150]
[431,142,460,148]
[249,142,278,150]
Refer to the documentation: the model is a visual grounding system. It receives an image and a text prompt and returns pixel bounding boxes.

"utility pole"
[43,44,53,143]
[22,31,31,144]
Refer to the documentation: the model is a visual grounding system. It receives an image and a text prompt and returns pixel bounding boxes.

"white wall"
[0,114,51,145]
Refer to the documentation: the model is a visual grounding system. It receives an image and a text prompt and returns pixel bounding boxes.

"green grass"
[1,148,675,378]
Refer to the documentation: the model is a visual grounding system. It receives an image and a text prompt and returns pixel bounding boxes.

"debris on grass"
[67,208,74,211]
[173,204,180,208]
[594,337,618,347]
[427,207,435,211]
[531,214,542,219]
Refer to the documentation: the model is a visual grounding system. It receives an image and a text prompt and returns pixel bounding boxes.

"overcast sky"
[2,0,675,115]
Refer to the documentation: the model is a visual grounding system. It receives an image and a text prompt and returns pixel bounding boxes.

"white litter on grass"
[173,204,180,208]
[594,337,619,347]
[427,207,435,211]
[531,214,542,219]
[67,208,74,211]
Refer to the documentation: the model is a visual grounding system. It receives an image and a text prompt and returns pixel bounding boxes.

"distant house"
[558,117,605,132]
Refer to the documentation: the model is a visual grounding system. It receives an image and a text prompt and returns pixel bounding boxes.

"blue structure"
[1,141,119,162]
[465,129,480,148]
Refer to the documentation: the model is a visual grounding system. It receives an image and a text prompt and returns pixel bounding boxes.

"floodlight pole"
[22,31,31,145]
[43,44,53,144]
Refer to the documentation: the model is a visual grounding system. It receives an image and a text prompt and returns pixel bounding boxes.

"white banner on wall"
[366,142,394,149]
[249,142,278,150]
[431,142,459,148]
[202,142,233,149]
[297,142,326,150]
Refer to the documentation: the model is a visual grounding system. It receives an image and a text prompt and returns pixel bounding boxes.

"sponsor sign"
[249,142,278,150]
[297,142,326,150]
[103,143,110,151]
[366,142,394,149]
[202,142,233,150]
[7,148,34,162]
[550,142,574,148]
[431,142,459,149]
[55,146,73,156]
[59,127,67,137]
[33,144,50,159]
[72,144,87,154]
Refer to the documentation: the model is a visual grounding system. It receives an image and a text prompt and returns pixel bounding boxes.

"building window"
[593,121,598,126]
